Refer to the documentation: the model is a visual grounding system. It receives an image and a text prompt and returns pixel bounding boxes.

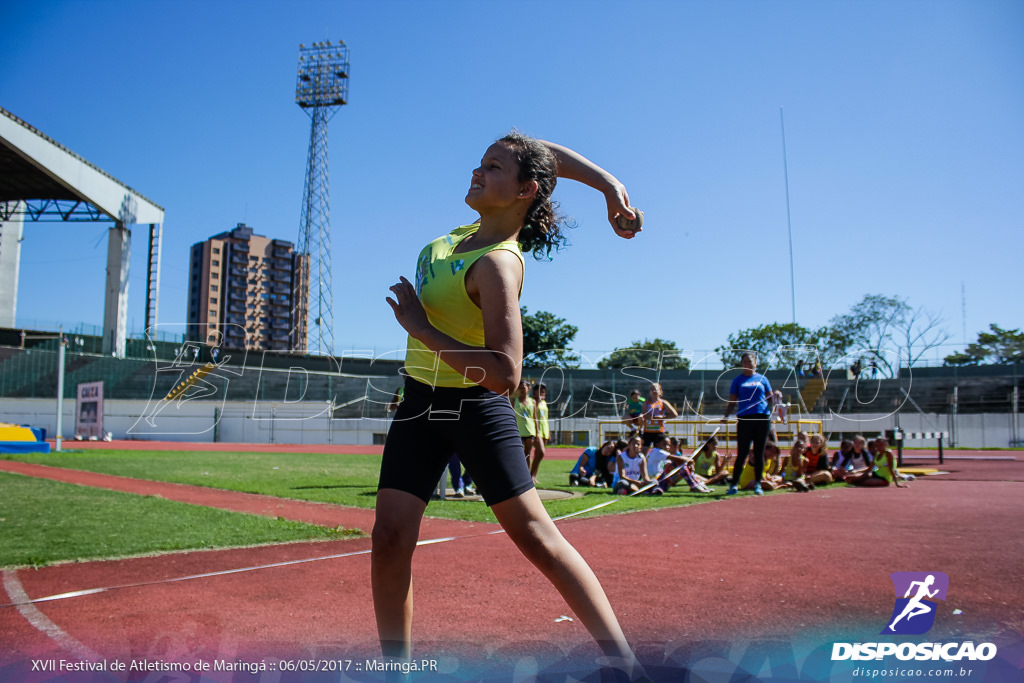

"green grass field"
[2,448,738,522]
[0,448,761,568]
[0,471,359,569]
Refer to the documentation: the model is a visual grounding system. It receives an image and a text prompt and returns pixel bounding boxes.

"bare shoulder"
[475,248,524,281]
[466,248,524,302]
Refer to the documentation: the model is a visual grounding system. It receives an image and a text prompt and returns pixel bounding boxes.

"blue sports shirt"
[729,373,773,417]
[571,447,599,477]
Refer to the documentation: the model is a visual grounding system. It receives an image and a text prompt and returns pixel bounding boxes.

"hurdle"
[597,417,823,472]
[892,429,950,466]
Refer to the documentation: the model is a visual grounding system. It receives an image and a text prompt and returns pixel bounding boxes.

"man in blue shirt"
[721,351,774,496]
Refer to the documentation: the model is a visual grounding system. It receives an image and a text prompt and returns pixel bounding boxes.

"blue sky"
[2,0,1021,368]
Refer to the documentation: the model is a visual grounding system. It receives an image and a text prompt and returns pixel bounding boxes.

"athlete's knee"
[371,518,417,562]
[508,521,568,573]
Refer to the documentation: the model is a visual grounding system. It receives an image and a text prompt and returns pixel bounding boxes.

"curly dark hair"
[497,131,573,260]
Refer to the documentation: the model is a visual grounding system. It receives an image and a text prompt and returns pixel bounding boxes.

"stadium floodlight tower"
[294,40,350,356]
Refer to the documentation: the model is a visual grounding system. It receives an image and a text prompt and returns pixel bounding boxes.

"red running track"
[1,451,1022,682]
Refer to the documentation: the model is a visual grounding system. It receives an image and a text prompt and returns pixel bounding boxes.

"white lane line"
[1,426,724,664]
[3,569,101,660]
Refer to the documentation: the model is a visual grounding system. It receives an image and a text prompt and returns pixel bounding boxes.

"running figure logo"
[882,572,949,635]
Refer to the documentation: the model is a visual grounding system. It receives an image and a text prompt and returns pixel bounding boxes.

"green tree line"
[521,296,1019,372]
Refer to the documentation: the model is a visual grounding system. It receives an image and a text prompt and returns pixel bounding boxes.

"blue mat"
[0,441,52,454]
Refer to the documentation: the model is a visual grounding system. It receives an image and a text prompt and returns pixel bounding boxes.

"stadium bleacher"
[0,333,1020,422]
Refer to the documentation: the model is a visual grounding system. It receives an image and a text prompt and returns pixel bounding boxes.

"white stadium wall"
[0,398,1019,450]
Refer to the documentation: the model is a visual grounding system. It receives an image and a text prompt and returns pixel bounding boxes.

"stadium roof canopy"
[0,106,163,224]
[0,106,164,356]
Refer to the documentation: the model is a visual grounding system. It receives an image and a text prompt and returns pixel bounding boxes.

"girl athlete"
[641,382,678,448]
[375,132,644,677]
[622,389,645,431]
[512,379,537,458]
[830,438,854,481]
[778,442,812,492]
[802,434,834,487]
[652,434,713,493]
[570,441,615,487]
[530,382,550,483]
[843,435,874,477]
[691,435,730,486]
[847,437,907,488]
[614,434,658,495]
[736,441,788,491]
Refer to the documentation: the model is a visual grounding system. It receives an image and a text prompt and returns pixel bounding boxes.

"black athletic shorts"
[378,377,535,507]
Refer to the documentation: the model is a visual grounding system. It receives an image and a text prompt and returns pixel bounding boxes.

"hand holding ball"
[616,207,644,234]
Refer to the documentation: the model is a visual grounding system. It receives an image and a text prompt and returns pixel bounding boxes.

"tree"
[828,294,911,377]
[944,324,1024,366]
[521,306,581,369]
[828,294,952,374]
[896,306,952,368]
[716,294,952,375]
[715,322,824,370]
[597,338,690,371]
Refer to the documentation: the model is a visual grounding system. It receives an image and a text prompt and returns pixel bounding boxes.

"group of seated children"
[569,431,910,495]
[830,435,910,488]
[734,434,835,493]
[569,431,716,495]
[715,432,909,492]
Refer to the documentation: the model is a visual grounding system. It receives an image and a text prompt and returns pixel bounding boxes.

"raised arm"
[540,141,638,239]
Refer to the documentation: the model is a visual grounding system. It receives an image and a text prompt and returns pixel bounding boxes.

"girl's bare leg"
[708,472,731,485]
[522,436,535,472]
[530,438,546,481]
[808,471,833,486]
[371,488,427,660]
[846,471,871,486]
[491,489,642,676]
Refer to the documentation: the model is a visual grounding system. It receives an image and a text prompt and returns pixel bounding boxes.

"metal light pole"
[294,40,350,356]
[780,107,796,325]
[56,326,66,452]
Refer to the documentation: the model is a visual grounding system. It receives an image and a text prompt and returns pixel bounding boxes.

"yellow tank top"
[513,397,536,437]
[693,451,717,477]
[404,224,525,388]
[873,451,894,483]
[738,457,775,489]
[782,454,804,480]
[738,462,756,489]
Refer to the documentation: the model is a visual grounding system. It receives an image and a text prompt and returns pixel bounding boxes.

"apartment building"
[186,223,309,351]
